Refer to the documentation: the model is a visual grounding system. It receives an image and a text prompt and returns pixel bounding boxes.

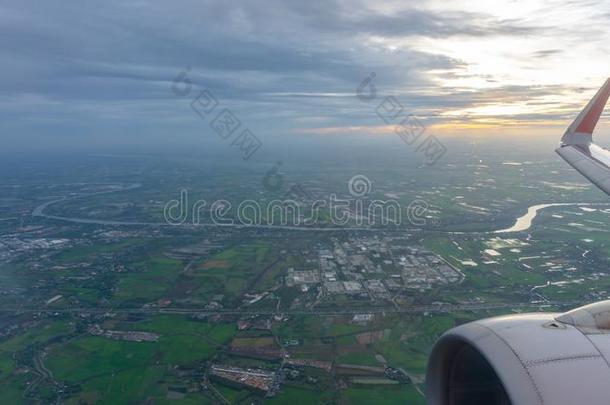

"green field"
[35,316,236,403]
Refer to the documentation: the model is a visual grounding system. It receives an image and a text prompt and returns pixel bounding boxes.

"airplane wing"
[556,78,610,194]
[426,79,610,405]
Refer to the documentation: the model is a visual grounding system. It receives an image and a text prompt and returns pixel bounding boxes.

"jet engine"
[426,301,610,405]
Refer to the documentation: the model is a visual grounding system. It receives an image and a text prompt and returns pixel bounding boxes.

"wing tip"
[561,77,610,145]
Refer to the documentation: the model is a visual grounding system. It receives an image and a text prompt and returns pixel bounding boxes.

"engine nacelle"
[426,302,610,405]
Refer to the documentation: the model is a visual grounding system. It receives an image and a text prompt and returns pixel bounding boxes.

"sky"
[2,0,610,153]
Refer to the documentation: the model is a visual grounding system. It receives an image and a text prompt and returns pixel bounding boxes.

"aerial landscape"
[3,0,610,404]
[2,139,610,403]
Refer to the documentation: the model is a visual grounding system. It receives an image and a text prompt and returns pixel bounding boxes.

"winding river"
[494,203,610,233]
[31,184,610,234]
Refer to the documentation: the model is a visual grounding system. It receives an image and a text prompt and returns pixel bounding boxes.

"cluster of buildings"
[398,247,463,289]
[88,324,160,342]
[208,365,282,397]
[0,236,70,262]
[207,357,408,397]
[285,236,463,302]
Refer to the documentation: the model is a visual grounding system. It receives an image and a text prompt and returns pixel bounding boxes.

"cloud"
[1,0,609,150]
[532,49,563,59]
[296,125,397,136]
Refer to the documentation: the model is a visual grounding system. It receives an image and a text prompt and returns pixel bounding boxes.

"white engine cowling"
[426,302,610,405]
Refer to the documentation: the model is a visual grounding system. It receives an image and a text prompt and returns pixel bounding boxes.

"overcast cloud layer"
[2,0,610,151]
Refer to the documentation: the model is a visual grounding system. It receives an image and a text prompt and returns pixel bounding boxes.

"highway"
[0,301,579,316]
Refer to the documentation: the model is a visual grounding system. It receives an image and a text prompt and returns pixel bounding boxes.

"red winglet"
[575,78,610,134]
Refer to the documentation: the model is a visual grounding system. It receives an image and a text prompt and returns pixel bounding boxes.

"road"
[0,301,579,316]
